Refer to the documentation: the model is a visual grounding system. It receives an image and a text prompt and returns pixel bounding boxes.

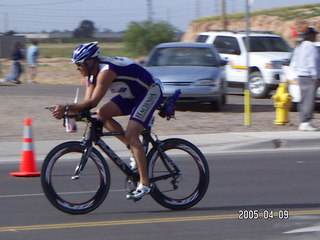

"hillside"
[182,3,320,46]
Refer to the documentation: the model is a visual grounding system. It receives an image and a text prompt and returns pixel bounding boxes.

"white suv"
[197,30,292,98]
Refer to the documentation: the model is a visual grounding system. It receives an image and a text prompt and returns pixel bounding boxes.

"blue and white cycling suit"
[89,56,163,128]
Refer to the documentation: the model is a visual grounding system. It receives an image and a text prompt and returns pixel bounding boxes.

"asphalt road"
[1,149,320,240]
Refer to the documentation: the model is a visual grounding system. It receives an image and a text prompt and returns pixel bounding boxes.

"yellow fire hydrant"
[271,82,292,125]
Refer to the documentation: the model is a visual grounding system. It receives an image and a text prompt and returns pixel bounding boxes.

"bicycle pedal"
[125,177,138,194]
[126,194,141,201]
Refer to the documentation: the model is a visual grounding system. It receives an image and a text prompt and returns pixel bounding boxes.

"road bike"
[41,98,210,215]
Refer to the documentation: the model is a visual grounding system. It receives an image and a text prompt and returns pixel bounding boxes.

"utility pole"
[221,0,227,30]
[147,0,153,22]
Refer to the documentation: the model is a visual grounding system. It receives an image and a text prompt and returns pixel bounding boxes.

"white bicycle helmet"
[71,42,100,65]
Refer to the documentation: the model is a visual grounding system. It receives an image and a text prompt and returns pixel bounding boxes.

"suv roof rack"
[206,29,274,34]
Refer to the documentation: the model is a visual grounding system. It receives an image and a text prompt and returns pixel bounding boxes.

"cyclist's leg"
[128,84,163,187]
[97,96,133,145]
[125,120,148,185]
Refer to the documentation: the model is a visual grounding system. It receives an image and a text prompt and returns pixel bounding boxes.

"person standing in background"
[291,26,320,131]
[26,40,40,83]
[1,41,24,84]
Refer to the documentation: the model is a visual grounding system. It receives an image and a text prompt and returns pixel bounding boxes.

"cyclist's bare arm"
[52,70,116,119]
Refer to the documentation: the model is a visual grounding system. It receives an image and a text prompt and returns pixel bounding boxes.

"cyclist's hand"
[51,104,66,120]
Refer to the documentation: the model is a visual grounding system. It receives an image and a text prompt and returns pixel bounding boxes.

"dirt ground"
[1,58,81,85]
[0,58,317,143]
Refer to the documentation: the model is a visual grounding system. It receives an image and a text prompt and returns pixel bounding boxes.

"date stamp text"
[238,209,289,220]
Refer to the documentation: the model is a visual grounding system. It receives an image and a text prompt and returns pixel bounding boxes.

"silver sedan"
[143,42,227,111]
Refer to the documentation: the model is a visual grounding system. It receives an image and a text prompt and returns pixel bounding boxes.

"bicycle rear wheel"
[41,141,110,214]
[147,138,210,210]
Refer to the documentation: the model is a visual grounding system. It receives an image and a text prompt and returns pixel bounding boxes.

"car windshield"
[147,47,221,67]
[243,36,292,52]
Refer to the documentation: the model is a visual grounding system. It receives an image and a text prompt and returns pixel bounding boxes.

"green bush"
[123,21,178,57]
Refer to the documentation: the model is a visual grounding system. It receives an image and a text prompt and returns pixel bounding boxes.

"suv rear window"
[196,35,209,43]
[213,36,241,55]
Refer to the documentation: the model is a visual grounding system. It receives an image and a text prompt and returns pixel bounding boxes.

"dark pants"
[5,61,23,82]
[298,76,318,123]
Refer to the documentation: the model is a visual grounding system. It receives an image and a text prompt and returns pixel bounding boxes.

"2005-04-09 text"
[238,210,289,220]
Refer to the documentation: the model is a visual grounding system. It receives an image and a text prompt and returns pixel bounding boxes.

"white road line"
[285,225,320,234]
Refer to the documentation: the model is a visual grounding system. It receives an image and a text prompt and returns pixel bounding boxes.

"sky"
[0,0,319,33]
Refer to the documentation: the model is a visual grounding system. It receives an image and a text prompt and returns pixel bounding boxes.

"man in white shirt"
[291,26,320,131]
[26,40,40,83]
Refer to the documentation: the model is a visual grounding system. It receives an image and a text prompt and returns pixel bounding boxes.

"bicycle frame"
[74,113,180,185]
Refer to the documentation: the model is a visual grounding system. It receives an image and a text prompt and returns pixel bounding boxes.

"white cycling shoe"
[129,156,138,170]
[126,183,151,201]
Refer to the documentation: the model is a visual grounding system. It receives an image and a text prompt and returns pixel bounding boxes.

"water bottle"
[65,87,79,133]
[65,117,77,133]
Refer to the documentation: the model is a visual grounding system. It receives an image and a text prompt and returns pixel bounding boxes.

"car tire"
[211,94,224,112]
[248,72,269,99]
[222,92,227,105]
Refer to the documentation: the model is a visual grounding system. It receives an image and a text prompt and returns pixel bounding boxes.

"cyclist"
[51,42,163,200]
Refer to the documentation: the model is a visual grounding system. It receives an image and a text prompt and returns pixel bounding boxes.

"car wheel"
[211,94,224,112]
[222,92,227,105]
[248,72,269,99]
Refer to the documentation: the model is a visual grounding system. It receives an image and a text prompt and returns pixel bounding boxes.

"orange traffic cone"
[10,118,40,177]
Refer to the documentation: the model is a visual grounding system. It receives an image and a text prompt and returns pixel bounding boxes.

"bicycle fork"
[71,144,92,180]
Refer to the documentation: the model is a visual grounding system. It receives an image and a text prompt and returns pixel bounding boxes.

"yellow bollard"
[271,83,292,125]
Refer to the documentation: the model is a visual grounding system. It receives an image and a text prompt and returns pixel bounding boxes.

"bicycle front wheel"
[41,141,110,214]
[147,138,210,210]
